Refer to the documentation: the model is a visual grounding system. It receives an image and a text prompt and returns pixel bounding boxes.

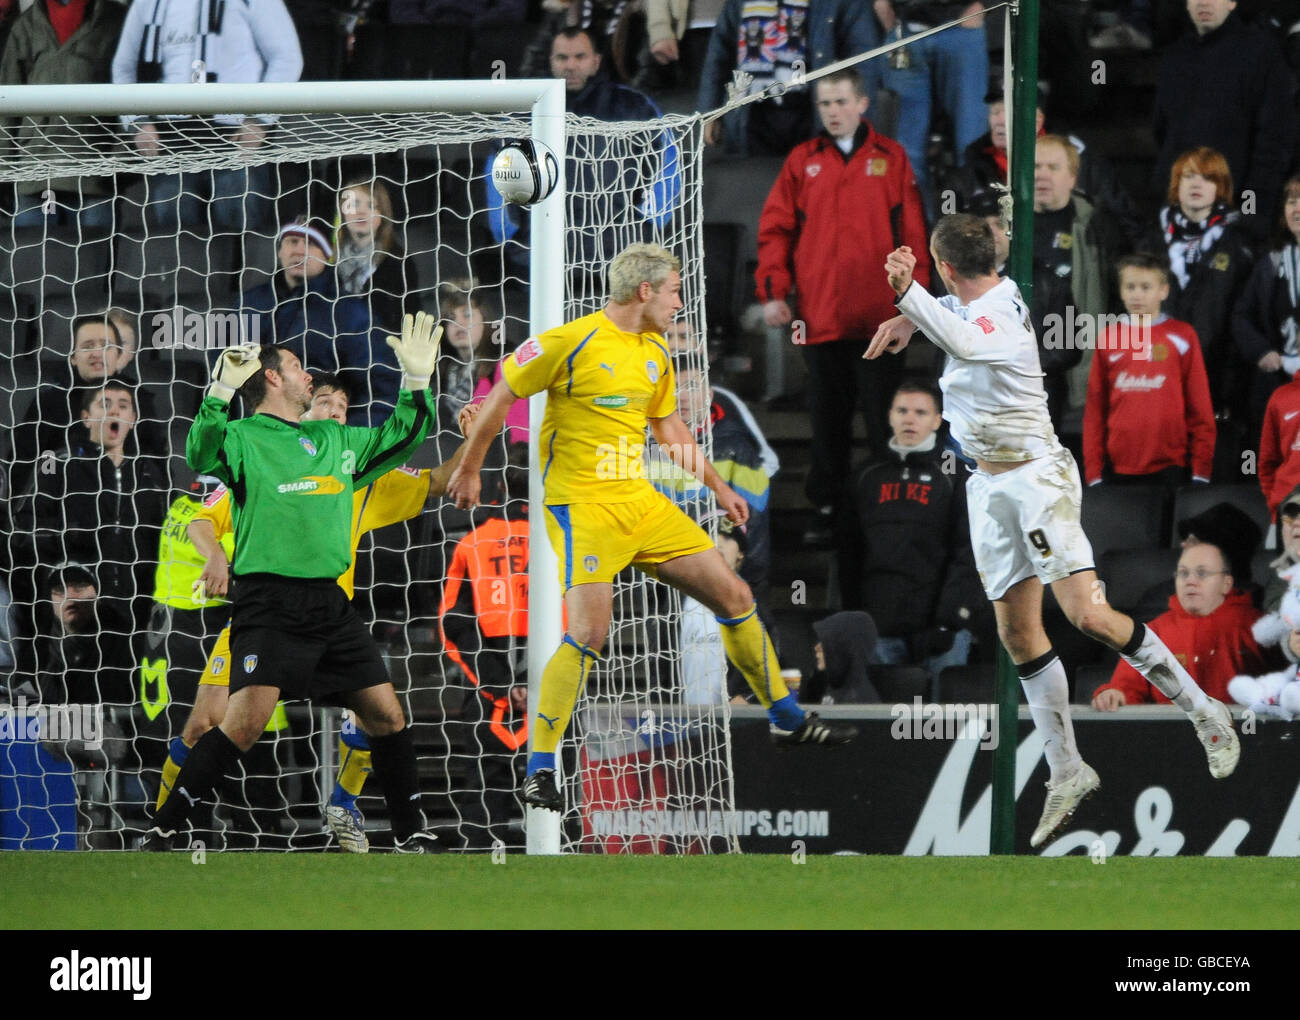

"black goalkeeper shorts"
[227,574,390,703]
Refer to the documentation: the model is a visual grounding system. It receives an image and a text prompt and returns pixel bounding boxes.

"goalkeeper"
[141,314,443,852]
[155,372,475,853]
[447,243,858,814]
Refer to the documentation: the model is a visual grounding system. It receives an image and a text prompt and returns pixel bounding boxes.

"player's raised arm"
[345,312,441,486]
[446,376,521,509]
[186,345,261,481]
[896,283,1020,363]
[649,411,749,526]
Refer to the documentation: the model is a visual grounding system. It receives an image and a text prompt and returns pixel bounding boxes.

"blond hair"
[1036,133,1080,178]
[608,243,680,303]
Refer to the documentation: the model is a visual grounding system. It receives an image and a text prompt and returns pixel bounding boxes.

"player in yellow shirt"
[156,372,472,852]
[447,242,857,812]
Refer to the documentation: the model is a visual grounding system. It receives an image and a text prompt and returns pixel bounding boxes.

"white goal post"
[0,79,735,856]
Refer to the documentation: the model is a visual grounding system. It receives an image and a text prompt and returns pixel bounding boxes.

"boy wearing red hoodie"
[1083,253,1215,488]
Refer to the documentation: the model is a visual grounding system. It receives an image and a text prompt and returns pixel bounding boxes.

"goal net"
[0,81,736,854]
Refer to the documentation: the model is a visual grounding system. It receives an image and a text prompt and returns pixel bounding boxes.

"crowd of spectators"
[5,0,1300,847]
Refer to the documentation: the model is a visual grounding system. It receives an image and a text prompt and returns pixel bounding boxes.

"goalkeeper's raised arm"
[186,344,262,481]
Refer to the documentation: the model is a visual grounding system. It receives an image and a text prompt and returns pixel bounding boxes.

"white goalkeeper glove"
[210,344,262,403]
[385,311,442,391]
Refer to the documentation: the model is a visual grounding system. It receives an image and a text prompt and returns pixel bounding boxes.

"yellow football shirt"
[501,310,676,505]
[197,466,429,600]
[153,492,237,608]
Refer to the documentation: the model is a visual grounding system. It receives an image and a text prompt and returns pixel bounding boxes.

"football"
[490,139,561,205]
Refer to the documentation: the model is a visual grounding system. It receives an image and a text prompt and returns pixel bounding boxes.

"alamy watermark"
[890,697,998,750]
[594,437,706,481]
[0,697,103,749]
[1040,309,1152,359]
[50,951,151,1000]
[150,308,261,351]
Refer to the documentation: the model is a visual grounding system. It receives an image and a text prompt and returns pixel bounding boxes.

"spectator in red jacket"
[1259,373,1300,519]
[1092,541,1272,709]
[755,68,929,571]
[1083,253,1215,489]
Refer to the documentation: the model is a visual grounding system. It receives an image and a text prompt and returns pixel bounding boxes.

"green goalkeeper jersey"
[185,389,434,579]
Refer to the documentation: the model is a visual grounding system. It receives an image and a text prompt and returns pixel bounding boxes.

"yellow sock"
[718,605,790,709]
[337,741,372,798]
[156,737,191,810]
[533,635,601,755]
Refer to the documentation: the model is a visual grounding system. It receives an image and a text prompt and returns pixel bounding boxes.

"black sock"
[1120,622,1147,657]
[1016,648,1058,681]
[154,728,243,833]
[369,727,424,841]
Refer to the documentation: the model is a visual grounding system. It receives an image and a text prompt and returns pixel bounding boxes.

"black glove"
[911,626,956,659]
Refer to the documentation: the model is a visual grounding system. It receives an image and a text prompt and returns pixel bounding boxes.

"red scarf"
[47,0,89,46]
[992,125,1046,183]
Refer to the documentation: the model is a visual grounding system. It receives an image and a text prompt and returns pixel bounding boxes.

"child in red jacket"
[1083,253,1216,488]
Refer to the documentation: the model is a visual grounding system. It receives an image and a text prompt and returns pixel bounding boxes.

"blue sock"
[527,751,556,776]
[330,784,358,811]
[341,723,370,751]
[169,736,191,765]
[768,694,805,731]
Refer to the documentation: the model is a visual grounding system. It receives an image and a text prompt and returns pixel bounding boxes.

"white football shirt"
[897,277,1058,463]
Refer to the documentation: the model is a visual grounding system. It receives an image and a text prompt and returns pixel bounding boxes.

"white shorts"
[966,445,1095,600]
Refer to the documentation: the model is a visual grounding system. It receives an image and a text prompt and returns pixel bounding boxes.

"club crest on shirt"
[299,436,318,456]
[515,336,543,365]
[805,163,821,178]
[866,158,888,176]
[584,555,599,573]
[212,657,226,676]
[243,655,258,674]
[646,360,659,383]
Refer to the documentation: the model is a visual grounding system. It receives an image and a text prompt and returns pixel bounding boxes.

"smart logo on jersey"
[203,485,228,508]
[243,655,258,674]
[299,436,318,456]
[276,475,347,495]
[593,395,629,408]
[646,361,659,383]
[515,336,543,365]
[974,316,995,335]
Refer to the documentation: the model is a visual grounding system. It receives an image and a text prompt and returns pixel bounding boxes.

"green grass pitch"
[2,853,1297,929]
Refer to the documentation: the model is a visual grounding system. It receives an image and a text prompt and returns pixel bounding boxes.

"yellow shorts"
[198,624,234,687]
[543,490,713,590]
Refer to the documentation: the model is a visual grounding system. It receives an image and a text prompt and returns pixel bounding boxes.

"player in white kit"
[865,214,1240,849]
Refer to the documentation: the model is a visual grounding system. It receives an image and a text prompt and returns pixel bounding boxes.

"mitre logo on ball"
[491,139,561,205]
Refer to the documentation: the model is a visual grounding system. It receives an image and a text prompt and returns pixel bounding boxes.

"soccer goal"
[0,80,736,855]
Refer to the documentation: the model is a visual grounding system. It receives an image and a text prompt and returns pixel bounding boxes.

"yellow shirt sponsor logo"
[276,475,347,495]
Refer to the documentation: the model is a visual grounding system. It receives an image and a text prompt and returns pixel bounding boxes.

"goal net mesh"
[0,102,737,854]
